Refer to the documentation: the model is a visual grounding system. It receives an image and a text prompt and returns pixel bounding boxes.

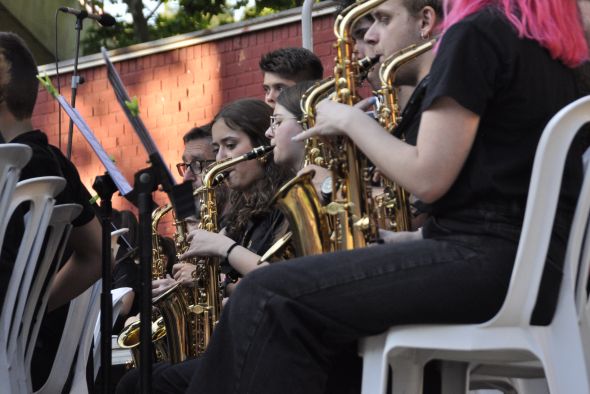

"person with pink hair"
[124,1,589,393]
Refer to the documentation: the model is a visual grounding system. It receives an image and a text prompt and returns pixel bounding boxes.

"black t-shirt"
[421,7,580,219]
[420,8,585,324]
[11,130,95,224]
[394,75,432,216]
[221,208,286,281]
[394,74,430,146]
[0,130,95,310]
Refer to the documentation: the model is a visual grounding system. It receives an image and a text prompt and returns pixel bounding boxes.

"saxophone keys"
[324,202,346,216]
[189,304,206,315]
[353,216,370,231]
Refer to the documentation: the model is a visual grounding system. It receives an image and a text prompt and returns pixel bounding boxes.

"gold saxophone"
[118,146,274,362]
[118,198,198,366]
[186,145,274,355]
[261,1,384,261]
[117,203,185,366]
[374,39,436,231]
[328,0,386,250]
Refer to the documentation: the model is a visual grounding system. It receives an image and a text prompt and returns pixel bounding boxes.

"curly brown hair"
[212,99,294,242]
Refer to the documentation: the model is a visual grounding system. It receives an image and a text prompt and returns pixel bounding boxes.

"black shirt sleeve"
[14,131,94,227]
[422,16,501,116]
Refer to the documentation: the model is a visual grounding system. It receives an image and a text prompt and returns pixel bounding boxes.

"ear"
[419,6,439,39]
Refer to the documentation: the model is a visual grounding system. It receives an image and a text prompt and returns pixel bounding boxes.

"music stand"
[38,79,134,393]
[101,47,194,394]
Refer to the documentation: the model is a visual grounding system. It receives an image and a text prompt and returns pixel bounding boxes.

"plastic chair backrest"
[21,204,82,386]
[575,146,590,318]
[0,177,66,358]
[488,95,590,327]
[34,280,101,394]
[0,144,32,252]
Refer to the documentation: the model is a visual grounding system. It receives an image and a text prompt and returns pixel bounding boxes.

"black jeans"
[118,210,533,394]
[184,220,521,393]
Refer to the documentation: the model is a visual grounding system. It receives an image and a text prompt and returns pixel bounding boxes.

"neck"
[0,113,34,142]
[416,51,435,85]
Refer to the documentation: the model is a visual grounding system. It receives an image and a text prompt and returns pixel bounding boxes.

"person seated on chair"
[150,124,227,299]
[0,31,103,389]
[115,98,295,394]
[149,1,587,393]
[259,47,324,108]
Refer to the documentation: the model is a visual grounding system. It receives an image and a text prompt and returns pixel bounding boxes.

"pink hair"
[441,0,589,67]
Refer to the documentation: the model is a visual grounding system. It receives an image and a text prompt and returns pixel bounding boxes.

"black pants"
[118,211,540,394]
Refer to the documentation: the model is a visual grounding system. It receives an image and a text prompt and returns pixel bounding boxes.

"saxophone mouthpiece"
[358,55,380,70]
[212,171,229,187]
[246,145,275,160]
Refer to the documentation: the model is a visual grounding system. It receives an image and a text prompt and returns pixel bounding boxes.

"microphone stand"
[92,172,117,394]
[66,13,85,159]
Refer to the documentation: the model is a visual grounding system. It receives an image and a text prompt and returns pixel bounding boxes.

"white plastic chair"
[359,95,590,394]
[36,283,132,394]
[34,280,101,394]
[0,144,32,251]
[0,176,66,394]
[16,204,83,393]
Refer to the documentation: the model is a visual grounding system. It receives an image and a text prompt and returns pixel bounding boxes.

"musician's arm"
[47,216,103,311]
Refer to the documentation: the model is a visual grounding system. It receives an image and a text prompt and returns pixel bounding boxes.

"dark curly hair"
[212,99,294,242]
[259,47,323,82]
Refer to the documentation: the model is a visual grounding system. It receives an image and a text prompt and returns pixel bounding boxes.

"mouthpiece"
[245,145,274,160]
[212,171,229,187]
[358,55,380,70]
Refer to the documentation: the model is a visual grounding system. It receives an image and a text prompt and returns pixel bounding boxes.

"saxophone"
[374,39,436,231]
[180,145,274,356]
[328,0,386,250]
[117,203,186,366]
[262,2,383,261]
[118,146,273,362]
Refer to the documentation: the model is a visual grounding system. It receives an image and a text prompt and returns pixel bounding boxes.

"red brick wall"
[31,14,338,219]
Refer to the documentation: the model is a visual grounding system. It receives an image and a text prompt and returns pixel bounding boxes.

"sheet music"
[55,94,133,196]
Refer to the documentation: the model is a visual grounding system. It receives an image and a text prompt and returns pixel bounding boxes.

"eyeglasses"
[176,159,215,177]
[270,115,301,132]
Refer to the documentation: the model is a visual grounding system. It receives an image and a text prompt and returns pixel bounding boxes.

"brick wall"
[31,14,338,221]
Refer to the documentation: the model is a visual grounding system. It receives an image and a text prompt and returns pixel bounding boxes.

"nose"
[364,21,378,46]
[216,148,226,161]
[183,168,195,183]
[265,125,274,139]
[265,90,277,107]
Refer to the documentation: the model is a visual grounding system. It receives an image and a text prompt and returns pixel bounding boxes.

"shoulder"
[13,131,61,180]
[439,7,517,57]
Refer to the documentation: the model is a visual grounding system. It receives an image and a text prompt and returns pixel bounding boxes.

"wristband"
[224,242,239,264]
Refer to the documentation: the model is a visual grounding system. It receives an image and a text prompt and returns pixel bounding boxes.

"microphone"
[58,7,116,27]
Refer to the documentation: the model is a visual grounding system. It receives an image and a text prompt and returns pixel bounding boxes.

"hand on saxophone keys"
[172,262,199,286]
[182,229,236,259]
[152,275,177,299]
[292,100,369,142]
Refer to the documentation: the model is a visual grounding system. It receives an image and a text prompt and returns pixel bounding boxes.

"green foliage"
[124,96,140,117]
[37,74,58,98]
[81,0,312,54]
